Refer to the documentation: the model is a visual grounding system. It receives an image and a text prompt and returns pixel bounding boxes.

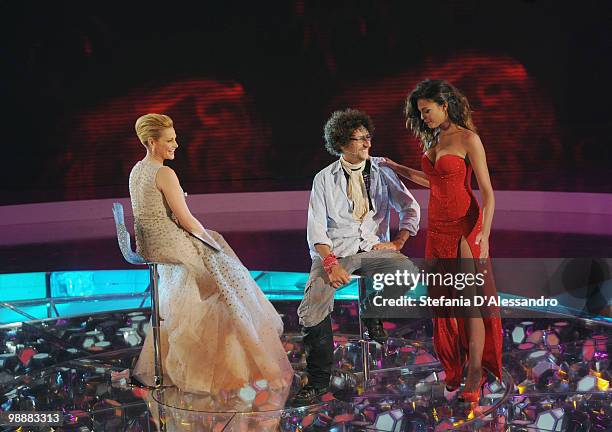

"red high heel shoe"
[458,374,487,404]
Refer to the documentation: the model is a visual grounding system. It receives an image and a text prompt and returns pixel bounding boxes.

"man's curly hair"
[323,108,375,156]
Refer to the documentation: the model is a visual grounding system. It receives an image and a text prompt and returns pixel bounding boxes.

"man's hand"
[328,264,351,289]
[372,239,404,251]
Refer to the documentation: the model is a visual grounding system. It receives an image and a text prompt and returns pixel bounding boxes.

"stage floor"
[0,301,610,431]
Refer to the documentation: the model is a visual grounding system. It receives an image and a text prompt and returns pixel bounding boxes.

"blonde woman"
[128,114,292,400]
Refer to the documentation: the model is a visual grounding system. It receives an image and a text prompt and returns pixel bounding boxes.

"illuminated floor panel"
[0,304,610,431]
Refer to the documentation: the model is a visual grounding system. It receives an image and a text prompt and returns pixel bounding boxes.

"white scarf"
[340,156,369,221]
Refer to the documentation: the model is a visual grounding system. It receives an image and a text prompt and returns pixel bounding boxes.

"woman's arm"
[155,166,206,236]
[465,133,494,259]
[383,158,430,188]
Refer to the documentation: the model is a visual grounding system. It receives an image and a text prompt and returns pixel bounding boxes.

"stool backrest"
[112,202,147,265]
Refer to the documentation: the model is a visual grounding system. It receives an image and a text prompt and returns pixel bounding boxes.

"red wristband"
[323,253,339,274]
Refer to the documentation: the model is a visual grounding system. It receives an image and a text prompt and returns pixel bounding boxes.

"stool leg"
[357,277,370,384]
[149,264,164,388]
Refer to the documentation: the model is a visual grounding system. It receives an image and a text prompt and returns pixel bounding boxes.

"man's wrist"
[323,253,339,274]
[392,237,407,249]
[393,230,410,249]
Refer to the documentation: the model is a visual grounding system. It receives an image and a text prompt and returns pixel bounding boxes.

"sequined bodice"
[128,160,178,258]
[129,160,169,221]
[422,154,475,222]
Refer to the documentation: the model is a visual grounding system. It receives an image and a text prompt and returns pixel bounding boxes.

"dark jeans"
[302,314,334,389]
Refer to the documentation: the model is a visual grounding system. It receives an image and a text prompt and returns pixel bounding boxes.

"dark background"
[2,1,611,205]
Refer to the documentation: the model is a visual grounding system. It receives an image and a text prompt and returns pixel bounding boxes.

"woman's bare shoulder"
[155,166,180,189]
[460,129,483,150]
[460,128,479,141]
[156,165,177,178]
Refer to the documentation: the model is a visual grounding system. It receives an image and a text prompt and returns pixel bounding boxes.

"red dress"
[422,153,503,388]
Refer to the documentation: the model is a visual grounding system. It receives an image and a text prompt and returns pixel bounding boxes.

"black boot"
[363,318,388,344]
[294,315,334,405]
[292,384,329,405]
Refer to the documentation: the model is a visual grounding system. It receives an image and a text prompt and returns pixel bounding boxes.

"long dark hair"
[405,79,476,149]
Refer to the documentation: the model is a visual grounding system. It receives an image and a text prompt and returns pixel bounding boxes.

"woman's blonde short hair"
[135,114,174,147]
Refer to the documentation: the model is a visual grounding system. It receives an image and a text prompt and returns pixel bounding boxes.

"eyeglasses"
[349,134,372,143]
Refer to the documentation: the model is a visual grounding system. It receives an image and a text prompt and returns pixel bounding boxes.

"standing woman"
[384,80,502,404]
[129,114,293,401]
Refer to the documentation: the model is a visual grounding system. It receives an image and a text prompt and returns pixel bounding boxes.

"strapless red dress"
[422,153,503,388]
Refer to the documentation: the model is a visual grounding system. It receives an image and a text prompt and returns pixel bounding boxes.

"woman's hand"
[380,157,398,169]
[475,232,489,260]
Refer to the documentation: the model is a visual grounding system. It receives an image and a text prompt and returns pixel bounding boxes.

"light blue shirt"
[307,156,420,259]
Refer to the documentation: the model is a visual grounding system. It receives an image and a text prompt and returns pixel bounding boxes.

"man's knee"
[394,255,420,274]
[298,278,334,327]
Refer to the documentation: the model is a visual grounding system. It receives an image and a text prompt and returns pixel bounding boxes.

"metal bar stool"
[112,202,164,388]
[352,274,371,383]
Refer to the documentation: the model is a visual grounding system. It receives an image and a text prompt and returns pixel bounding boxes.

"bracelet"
[323,253,339,274]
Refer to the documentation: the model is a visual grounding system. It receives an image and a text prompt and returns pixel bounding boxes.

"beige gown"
[129,159,293,399]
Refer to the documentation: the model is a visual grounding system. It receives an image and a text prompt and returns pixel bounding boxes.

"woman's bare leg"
[459,236,485,393]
